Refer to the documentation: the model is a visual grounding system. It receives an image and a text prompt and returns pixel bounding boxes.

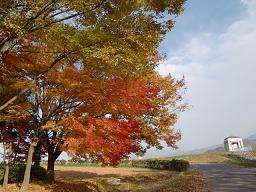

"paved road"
[193,163,256,192]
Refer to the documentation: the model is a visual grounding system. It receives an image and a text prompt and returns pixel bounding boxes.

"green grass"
[224,153,256,168]
[163,151,256,169]
[227,160,256,168]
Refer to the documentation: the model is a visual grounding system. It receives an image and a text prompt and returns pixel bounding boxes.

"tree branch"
[0,51,75,111]
[22,0,59,30]
[29,0,108,33]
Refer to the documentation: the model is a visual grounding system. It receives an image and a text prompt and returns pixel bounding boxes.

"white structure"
[137,155,143,160]
[224,136,244,152]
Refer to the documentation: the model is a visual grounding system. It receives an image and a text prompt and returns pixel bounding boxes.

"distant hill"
[206,146,225,153]
[243,139,256,150]
[206,135,256,153]
[143,144,224,159]
[244,133,256,150]
[142,134,256,159]
[247,133,256,140]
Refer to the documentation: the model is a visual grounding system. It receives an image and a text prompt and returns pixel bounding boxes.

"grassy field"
[166,151,256,168]
[3,151,255,191]
[163,152,230,164]
[0,166,206,192]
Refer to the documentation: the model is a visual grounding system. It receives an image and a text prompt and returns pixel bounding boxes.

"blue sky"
[155,0,256,154]
[160,0,245,52]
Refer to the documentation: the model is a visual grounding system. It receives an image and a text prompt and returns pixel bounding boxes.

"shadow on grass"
[55,170,120,180]
[44,180,105,192]
[45,169,174,192]
[44,169,124,192]
[0,169,204,192]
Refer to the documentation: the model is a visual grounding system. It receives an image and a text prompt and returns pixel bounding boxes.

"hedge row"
[0,164,47,182]
[121,159,189,172]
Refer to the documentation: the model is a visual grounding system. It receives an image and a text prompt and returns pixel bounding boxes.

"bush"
[124,159,189,172]
[0,164,4,182]
[9,164,25,182]
[0,164,47,183]
[168,159,190,172]
[30,165,47,181]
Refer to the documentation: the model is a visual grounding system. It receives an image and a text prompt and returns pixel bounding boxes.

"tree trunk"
[3,164,9,188]
[46,144,62,182]
[46,156,55,183]
[3,142,12,187]
[2,142,10,188]
[33,142,41,166]
[20,141,37,191]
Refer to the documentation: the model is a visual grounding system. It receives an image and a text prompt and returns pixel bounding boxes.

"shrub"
[30,165,47,181]
[9,164,25,182]
[0,164,47,183]
[125,159,189,172]
[0,164,4,182]
[168,159,190,172]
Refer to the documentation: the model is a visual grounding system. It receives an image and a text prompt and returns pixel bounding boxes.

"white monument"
[224,136,244,152]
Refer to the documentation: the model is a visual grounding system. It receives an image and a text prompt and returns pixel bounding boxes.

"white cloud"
[241,0,256,16]
[157,0,256,151]
[158,61,204,81]
[158,33,216,82]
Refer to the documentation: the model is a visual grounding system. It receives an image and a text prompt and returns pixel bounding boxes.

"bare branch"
[0,51,75,111]
[0,87,31,111]
[29,0,108,33]
[48,8,74,19]
[22,0,59,29]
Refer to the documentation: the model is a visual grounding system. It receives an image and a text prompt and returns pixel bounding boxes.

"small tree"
[0,120,31,187]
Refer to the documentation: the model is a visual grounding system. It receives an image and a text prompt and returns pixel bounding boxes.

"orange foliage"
[0,36,186,165]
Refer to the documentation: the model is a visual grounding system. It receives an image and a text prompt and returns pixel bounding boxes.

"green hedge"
[0,164,47,182]
[122,159,189,172]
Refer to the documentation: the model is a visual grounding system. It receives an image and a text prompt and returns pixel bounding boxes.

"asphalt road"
[193,163,256,192]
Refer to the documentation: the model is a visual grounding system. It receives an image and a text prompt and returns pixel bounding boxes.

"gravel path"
[193,163,256,192]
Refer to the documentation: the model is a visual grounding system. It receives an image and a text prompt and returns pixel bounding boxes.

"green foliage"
[0,165,4,182]
[9,164,25,182]
[0,164,47,183]
[122,159,189,172]
[30,165,47,181]
[55,159,67,165]
[168,159,190,172]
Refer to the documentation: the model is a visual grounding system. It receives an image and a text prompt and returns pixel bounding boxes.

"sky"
[58,0,256,160]
[155,0,256,153]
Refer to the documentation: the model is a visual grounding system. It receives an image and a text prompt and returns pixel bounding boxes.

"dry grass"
[167,152,230,164]
[0,166,207,192]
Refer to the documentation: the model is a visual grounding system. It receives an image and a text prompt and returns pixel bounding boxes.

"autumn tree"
[9,51,185,182]
[0,53,37,188]
[0,0,185,110]
[0,102,33,187]
[0,0,187,188]
[63,72,185,157]
[0,38,186,184]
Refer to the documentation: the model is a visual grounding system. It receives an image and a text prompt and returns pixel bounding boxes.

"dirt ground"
[0,166,206,192]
